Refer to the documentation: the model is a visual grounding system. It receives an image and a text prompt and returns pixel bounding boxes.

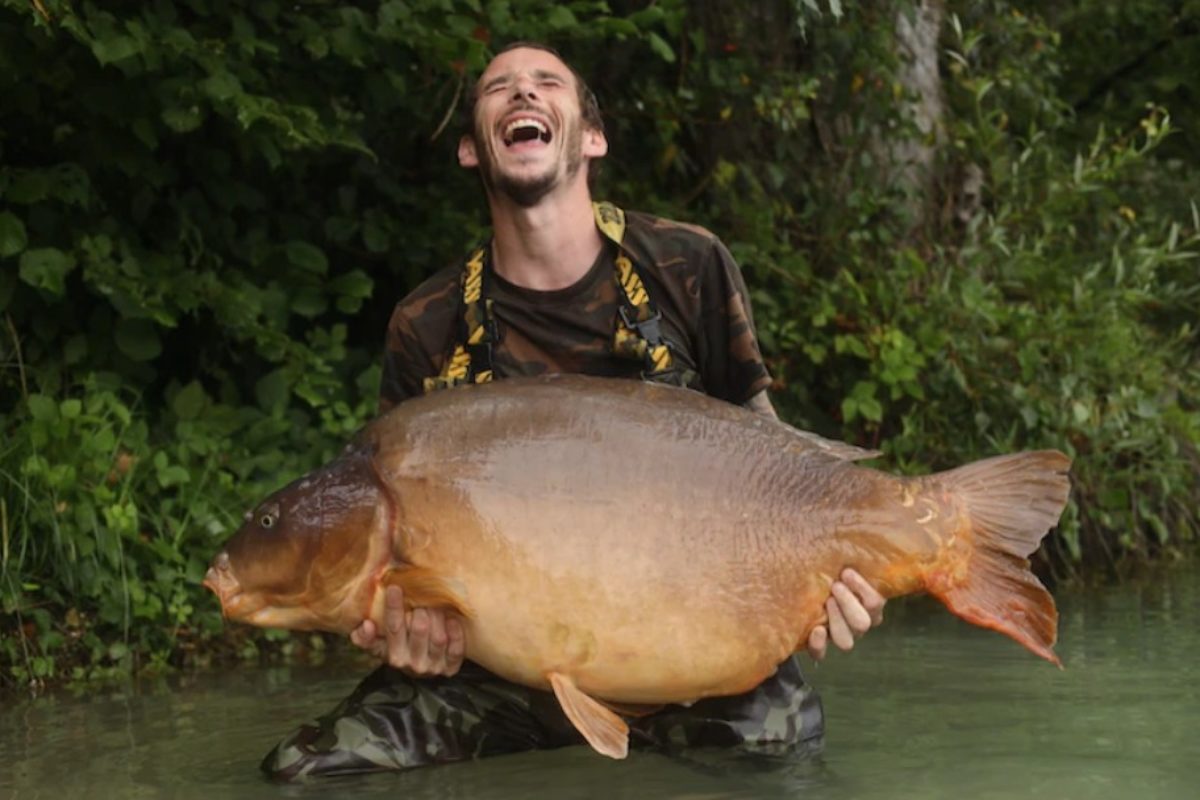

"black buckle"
[619,304,663,344]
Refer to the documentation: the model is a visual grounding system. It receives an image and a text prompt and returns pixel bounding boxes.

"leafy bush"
[2,0,1197,687]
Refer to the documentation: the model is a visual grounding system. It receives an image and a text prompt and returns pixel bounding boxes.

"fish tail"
[926,450,1072,667]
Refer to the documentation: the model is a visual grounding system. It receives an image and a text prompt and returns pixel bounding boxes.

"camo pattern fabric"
[261,656,823,781]
[379,207,772,412]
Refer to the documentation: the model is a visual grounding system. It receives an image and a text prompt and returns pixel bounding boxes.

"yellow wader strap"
[596,202,695,386]
[422,247,496,393]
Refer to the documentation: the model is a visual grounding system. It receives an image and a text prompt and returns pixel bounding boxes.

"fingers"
[350,619,375,649]
[355,585,466,677]
[840,568,886,626]
[384,585,412,670]
[404,607,465,677]
[406,607,432,673]
[813,569,888,659]
[806,624,829,662]
[351,619,388,659]
[825,595,855,651]
[831,581,873,636]
[445,616,466,674]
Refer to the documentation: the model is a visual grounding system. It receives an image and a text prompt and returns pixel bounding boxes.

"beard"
[474,113,585,207]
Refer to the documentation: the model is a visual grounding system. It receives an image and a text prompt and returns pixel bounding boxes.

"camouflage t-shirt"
[379,208,772,411]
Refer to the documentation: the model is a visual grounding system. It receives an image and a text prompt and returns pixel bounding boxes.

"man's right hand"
[350,585,466,677]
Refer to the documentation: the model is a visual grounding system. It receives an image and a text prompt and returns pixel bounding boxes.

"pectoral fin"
[598,700,664,718]
[380,566,473,618]
[548,672,630,759]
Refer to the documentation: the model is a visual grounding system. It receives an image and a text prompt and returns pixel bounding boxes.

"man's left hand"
[806,568,886,661]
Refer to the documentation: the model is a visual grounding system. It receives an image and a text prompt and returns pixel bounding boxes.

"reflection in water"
[2,567,1196,800]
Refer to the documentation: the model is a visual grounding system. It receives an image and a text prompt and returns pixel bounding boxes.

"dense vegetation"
[2,0,1197,689]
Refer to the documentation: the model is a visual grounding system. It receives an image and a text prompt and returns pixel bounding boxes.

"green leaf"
[330,269,373,299]
[285,241,328,274]
[157,465,191,488]
[172,381,208,420]
[91,35,141,66]
[201,71,243,102]
[362,219,390,253]
[19,248,77,295]
[0,212,27,257]
[647,32,677,63]
[114,318,162,361]
[162,106,204,133]
[290,286,327,317]
[255,368,290,411]
[5,170,50,204]
[27,394,57,422]
[546,6,577,29]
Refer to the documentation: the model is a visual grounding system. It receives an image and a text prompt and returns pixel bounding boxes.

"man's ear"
[583,127,608,159]
[458,134,479,168]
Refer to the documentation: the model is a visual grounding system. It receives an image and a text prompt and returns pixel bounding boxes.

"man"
[262,43,885,781]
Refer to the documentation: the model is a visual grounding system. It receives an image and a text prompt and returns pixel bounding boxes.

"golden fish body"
[206,375,1070,757]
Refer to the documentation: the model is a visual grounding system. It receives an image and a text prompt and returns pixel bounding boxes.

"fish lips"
[202,556,250,620]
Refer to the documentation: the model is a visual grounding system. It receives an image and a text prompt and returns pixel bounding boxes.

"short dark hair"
[463,42,605,137]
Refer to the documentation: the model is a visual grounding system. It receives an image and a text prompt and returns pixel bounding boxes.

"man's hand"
[350,585,466,677]
[806,568,885,661]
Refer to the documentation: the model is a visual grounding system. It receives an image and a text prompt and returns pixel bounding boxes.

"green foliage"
[0,0,688,688]
[2,0,1198,687]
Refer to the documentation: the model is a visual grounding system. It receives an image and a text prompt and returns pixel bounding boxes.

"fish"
[203,374,1071,759]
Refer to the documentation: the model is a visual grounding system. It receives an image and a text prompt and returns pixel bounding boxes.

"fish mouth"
[202,554,248,620]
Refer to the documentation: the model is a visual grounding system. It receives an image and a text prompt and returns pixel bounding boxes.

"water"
[2,566,1197,799]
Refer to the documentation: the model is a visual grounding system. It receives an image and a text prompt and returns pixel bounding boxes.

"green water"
[2,567,1197,799]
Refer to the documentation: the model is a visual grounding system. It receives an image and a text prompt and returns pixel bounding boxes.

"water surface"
[3,566,1196,799]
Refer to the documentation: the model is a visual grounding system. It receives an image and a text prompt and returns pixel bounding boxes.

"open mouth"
[503,117,552,147]
[203,558,245,618]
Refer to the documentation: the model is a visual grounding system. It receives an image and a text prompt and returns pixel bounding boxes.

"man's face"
[459,48,606,206]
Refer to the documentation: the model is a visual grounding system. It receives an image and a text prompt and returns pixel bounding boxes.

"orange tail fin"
[926,450,1072,667]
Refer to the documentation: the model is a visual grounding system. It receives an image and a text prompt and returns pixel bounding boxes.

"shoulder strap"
[423,247,497,394]
[596,203,696,387]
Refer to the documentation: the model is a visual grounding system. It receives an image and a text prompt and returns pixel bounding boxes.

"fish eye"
[258,505,280,529]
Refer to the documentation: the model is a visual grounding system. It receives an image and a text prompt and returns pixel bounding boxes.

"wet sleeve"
[696,239,773,406]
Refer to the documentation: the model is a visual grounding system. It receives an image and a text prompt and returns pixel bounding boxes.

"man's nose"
[510,76,538,101]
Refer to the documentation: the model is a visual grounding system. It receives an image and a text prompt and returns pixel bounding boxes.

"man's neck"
[487,181,604,292]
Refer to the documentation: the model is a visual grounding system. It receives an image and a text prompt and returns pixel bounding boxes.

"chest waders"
[422,202,697,394]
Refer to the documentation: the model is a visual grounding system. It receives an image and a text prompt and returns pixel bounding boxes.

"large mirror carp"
[204,375,1071,759]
